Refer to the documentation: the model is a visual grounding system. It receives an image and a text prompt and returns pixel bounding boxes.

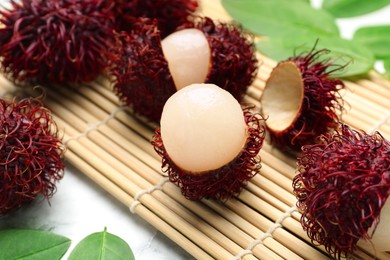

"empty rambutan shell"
[0,0,116,84]
[0,98,65,215]
[113,0,198,37]
[152,83,266,200]
[293,124,390,258]
[260,48,345,152]
[109,17,258,122]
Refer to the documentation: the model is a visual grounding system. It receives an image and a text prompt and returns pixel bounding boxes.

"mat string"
[129,178,169,214]
[368,113,390,134]
[232,205,298,260]
[63,105,126,145]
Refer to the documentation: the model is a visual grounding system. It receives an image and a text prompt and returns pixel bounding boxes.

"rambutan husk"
[293,124,390,259]
[108,18,176,122]
[178,17,258,101]
[152,105,266,201]
[113,0,198,37]
[0,0,116,84]
[0,98,65,215]
[260,48,345,152]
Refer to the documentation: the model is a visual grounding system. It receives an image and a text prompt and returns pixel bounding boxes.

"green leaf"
[353,25,390,59]
[322,0,390,18]
[0,229,71,260]
[68,228,134,260]
[257,36,375,77]
[384,58,390,77]
[222,0,339,37]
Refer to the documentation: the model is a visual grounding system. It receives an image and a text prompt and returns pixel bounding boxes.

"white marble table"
[1,3,389,260]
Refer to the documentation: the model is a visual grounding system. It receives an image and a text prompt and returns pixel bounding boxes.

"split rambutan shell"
[293,124,390,259]
[113,0,198,37]
[109,16,258,122]
[0,98,65,215]
[152,105,266,201]
[260,48,345,152]
[0,0,116,84]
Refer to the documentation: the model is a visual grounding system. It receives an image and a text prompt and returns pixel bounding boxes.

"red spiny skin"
[113,0,198,37]
[267,48,345,152]
[0,0,116,84]
[0,98,65,215]
[178,17,258,102]
[152,105,266,201]
[293,124,390,259]
[108,18,176,123]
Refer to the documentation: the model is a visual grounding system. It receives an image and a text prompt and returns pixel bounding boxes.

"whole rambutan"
[0,98,65,215]
[260,47,345,152]
[293,124,390,259]
[152,83,266,200]
[0,0,116,84]
[112,0,198,37]
[109,17,258,122]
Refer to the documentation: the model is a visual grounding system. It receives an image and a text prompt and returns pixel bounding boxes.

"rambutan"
[112,0,198,37]
[152,83,265,200]
[109,17,258,122]
[0,0,116,84]
[293,124,390,259]
[108,18,177,122]
[260,47,345,152]
[0,98,65,215]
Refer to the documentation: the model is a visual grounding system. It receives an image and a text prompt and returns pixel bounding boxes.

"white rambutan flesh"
[160,83,247,173]
[161,28,211,90]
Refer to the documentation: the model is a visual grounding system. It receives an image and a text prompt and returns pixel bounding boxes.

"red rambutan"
[109,17,258,122]
[113,0,198,37]
[0,0,116,84]
[0,98,65,215]
[152,83,266,200]
[108,18,177,122]
[260,47,345,152]
[293,124,390,258]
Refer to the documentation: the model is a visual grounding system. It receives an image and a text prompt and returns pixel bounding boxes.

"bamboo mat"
[1,0,390,259]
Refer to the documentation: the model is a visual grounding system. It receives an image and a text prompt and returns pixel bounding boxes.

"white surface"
[0,2,389,260]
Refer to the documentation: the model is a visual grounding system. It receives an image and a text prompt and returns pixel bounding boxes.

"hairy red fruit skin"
[264,48,345,152]
[0,98,65,215]
[113,0,198,37]
[293,124,390,259]
[152,106,266,201]
[108,18,176,123]
[178,17,258,102]
[109,17,258,123]
[0,0,116,84]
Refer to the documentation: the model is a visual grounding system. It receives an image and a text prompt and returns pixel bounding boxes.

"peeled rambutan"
[0,98,65,215]
[293,124,390,259]
[152,83,266,200]
[113,0,198,37]
[109,16,258,122]
[0,0,116,84]
[260,47,345,152]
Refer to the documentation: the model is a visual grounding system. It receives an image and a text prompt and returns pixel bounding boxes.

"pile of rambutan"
[0,98,65,215]
[293,124,390,258]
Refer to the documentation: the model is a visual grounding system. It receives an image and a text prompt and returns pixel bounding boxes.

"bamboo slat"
[1,0,389,259]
